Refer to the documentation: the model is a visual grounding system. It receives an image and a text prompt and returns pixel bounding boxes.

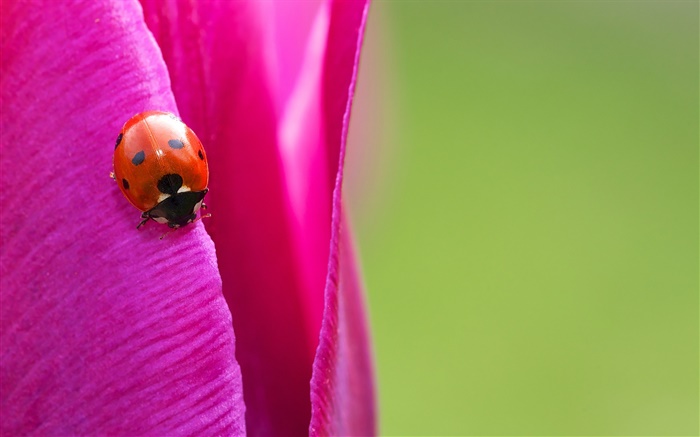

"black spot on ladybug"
[122,178,130,190]
[132,150,145,165]
[198,150,204,160]
[115,133,123,149]
[157,173,183,196]
[168,139,184,149]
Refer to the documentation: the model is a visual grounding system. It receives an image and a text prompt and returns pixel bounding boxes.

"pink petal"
[140,2,315,434]
[278,0,335,359]
[270,0,322,111]
[310,217,376,436]
[0,1,244,435]
[304,1,376,434]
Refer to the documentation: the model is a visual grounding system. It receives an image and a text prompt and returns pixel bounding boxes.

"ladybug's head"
[145,173,208,228]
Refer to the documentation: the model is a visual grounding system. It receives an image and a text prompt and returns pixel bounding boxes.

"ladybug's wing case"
[146,114,209,194]
[113,112,209,212]
[113,113,165,211]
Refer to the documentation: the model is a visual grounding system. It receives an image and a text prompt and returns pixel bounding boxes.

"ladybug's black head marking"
[168,139,184,149]
[146,189,208,227]
[115,133,123,150]
[132,150,145,165]
[157,173,183,196]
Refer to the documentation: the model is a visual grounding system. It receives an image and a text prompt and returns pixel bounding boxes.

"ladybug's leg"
[160,229,177,240]
[136,212,150,229]
[160,225,180,240]
[201,202,208,210]
[192,212,212,224]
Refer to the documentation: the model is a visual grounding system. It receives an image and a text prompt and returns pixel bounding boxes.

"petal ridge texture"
[0,1,245,435]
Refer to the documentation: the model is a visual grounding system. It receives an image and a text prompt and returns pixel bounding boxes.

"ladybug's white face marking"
[157,184,191,203]
[152,216,169,224]
[193,199,204,213]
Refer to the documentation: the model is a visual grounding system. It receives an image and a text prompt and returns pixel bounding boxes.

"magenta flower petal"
[0,1,244,435]
[304,1,375,434]
[270,0,322,110]
[277,0,372,337]
[310,220,376,436]
[275,4,375,432]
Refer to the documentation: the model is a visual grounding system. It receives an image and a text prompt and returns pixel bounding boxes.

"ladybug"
[112,111,209,231]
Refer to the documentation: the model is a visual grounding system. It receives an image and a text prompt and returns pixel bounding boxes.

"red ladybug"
[112,111,209,231]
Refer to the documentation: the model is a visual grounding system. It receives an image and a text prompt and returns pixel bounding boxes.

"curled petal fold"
[306,1,375,435]
[0,1,244,435]
[310,218,376,436]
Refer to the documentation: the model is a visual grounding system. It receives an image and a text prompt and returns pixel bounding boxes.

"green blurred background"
[345,1,698,435]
